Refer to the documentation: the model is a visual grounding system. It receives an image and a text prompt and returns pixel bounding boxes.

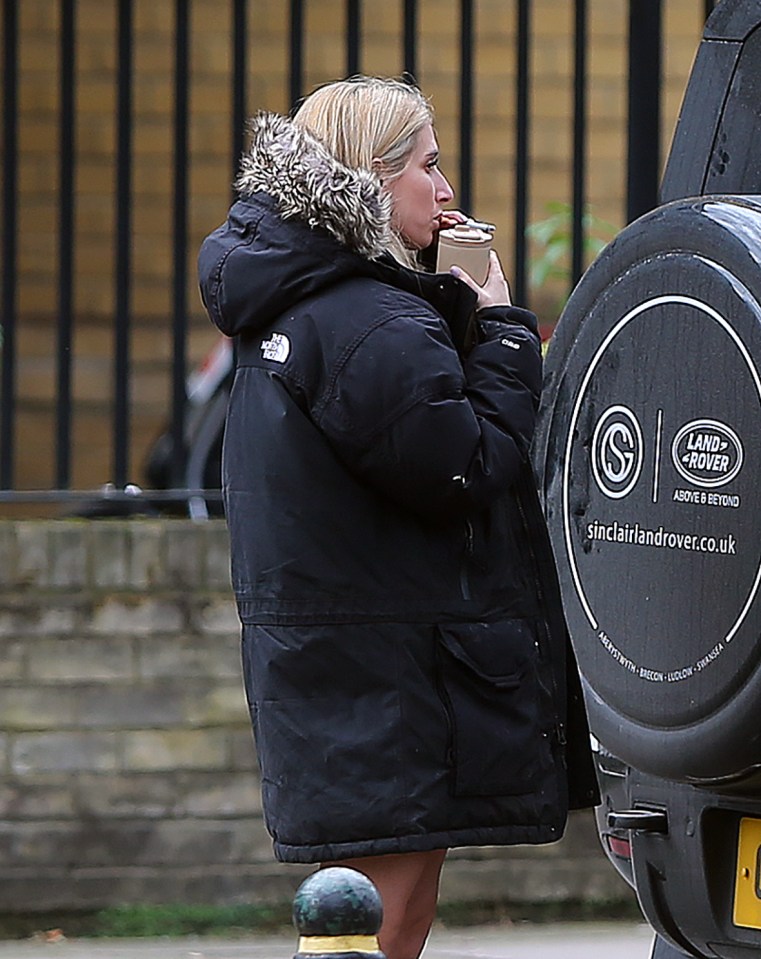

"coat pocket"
[436,619,549,797]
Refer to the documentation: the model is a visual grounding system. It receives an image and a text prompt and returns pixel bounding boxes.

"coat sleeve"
[314,302,542,519]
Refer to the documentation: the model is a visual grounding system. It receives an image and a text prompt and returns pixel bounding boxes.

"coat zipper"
[515,486,566,747]
[460,518,474,601]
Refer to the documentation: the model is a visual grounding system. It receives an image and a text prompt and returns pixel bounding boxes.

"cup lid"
[439,223,492,244]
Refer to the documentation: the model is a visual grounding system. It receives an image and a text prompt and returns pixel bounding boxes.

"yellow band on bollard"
[298,935,381,954]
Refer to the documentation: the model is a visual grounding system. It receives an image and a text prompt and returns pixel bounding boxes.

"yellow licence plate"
[734,817,761,929]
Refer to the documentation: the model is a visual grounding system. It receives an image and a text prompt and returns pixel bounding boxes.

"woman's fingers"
[437,209,468,230]
[450,251,512,309]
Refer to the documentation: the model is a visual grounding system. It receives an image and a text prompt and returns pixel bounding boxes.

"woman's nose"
[436,170,454,202]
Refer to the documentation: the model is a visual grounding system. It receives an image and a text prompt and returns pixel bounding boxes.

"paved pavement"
[0,923,654,959]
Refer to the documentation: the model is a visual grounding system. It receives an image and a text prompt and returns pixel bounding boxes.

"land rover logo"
[671,419,744,488]
[591,405,644,499]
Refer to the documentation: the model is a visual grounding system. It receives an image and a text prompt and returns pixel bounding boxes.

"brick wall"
[14,0,705,321]
[9,0,707,492]
[0,519,633,916]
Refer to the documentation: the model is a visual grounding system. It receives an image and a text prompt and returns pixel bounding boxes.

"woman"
[198,76,598,959]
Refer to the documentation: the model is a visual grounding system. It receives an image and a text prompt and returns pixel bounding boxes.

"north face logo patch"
[260,332,291,363]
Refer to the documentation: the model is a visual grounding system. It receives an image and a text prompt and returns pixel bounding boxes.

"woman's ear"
[371,157,385,184]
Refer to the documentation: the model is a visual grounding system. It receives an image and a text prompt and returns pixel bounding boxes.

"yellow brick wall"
[4,0,709,492]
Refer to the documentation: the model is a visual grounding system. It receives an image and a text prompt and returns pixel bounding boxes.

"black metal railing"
[0,0,716,510]
[2,0,18,493]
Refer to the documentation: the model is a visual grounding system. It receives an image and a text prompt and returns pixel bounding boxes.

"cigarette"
[464,217,496,233]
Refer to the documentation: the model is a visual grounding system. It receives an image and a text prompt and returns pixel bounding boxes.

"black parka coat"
[198,113,598,864]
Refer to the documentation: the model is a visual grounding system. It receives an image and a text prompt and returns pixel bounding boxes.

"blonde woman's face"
[384,123,454,251]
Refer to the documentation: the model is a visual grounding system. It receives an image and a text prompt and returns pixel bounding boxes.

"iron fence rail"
[0,0,715,507]
[2,0,17,492]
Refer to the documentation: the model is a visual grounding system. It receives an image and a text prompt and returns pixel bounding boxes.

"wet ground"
[0,921,654,959]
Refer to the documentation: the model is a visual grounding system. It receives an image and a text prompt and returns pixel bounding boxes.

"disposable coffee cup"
[436,223,493,285]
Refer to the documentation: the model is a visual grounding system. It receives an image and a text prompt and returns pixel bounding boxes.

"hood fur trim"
[236,112,393,260]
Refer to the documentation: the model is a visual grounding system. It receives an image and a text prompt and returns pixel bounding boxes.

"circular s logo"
[591,405,644,499]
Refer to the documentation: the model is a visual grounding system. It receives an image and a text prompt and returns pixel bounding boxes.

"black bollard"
[292,867,385,959]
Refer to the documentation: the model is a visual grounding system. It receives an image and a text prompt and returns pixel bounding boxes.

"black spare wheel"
[536,194,761,784]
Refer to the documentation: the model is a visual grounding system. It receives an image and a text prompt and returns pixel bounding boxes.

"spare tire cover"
[536,195,761,782]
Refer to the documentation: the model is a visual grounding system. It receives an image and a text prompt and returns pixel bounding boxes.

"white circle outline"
[590,405,644,499]
[562,293,761,643]
[671,417,744,489]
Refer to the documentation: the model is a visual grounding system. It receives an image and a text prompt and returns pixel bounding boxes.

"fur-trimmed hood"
[198,112,405,338]
[236,112,392,259]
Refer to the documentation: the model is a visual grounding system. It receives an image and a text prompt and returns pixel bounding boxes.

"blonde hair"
[293,76,434,267]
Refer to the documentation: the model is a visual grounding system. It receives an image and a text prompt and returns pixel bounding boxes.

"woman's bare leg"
[322,850,447,959]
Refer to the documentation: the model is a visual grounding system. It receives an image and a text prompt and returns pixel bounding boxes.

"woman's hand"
[437,209,468,231]
[451,250,512,309]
